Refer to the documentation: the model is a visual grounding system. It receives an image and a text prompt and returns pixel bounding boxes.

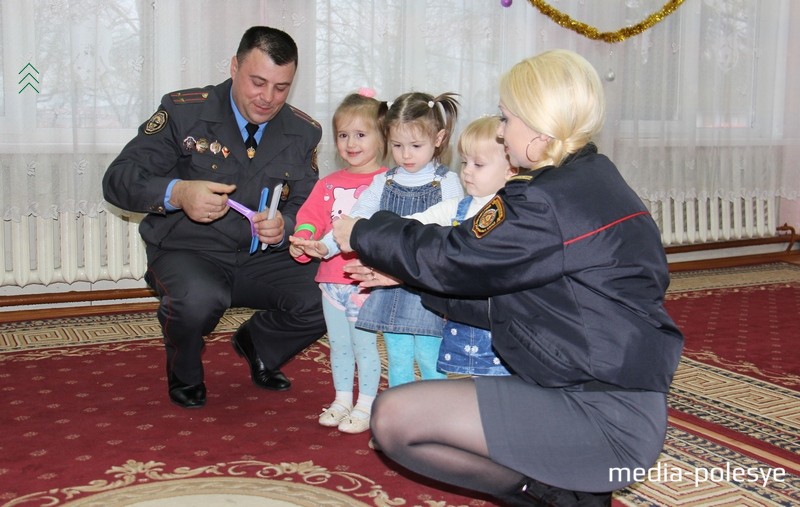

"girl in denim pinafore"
[356,92,463,387]
[356,164,453,386]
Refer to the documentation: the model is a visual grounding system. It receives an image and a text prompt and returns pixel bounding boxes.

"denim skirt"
[356,285,444,336]
[438,321,511,376]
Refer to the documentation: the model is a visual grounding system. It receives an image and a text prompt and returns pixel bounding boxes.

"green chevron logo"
[19,63,40,94]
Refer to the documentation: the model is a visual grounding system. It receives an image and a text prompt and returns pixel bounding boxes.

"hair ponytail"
[383,91,460,165]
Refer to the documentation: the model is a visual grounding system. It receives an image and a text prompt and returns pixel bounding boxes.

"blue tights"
[383,332,446,387]
[322,298,381,398]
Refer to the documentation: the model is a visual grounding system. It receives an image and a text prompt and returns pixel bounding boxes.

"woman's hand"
[343,259,401,288]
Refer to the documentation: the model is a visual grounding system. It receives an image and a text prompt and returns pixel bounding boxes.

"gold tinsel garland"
[527,0,685,43]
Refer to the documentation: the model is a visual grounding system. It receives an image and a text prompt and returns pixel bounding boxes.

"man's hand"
[170,180,236,222]
[253,210,285,246]
[332,215,361,253]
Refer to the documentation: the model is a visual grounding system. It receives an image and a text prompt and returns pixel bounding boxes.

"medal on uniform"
[247,147,256,159]
[210,140,221,155]
[182,136,196,152]
[221,146,230,158]
[196,138,209,153]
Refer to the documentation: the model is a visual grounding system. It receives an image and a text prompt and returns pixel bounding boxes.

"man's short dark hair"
[236,26,298,67]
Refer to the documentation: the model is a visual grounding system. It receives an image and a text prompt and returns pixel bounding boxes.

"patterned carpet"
[0,313,494,506]
[1,263,799,506]
[616,263,800,506]
[666,265,800,389]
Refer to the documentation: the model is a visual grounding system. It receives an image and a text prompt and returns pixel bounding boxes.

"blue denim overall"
[356,164,449,386]
[437,195,511,376]
[355,165,448,335]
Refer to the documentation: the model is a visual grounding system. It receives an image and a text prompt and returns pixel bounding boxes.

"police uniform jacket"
[349,144,684,392]
[103,79,320,253]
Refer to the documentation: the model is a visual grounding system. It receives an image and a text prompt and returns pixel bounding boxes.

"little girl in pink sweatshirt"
[289,90,387,434]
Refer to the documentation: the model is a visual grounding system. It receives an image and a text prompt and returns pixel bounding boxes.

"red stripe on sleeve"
[563,211,650,246]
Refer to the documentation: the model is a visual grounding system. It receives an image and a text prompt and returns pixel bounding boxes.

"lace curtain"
[1,0,797,222]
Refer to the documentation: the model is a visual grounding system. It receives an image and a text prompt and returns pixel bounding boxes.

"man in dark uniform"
[103,26,326,408]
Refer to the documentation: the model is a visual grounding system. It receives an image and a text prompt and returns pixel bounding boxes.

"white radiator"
[0,197,779,288]
[1,211,147,288]
[647,195,778,246]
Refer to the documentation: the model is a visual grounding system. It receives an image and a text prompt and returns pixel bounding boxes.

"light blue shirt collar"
[230,90,266,144]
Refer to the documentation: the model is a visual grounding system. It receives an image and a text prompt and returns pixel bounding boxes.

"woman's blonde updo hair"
[499,49,605,168]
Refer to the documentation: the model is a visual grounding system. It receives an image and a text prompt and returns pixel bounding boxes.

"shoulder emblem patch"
[472,195,505,238]
[144,110,168,135]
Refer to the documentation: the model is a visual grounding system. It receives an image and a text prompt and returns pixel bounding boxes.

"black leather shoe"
[498,477,611,506]
[231,325,291,391]
[168,372,206,409]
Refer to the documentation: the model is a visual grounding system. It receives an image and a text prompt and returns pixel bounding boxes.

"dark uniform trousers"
[102,79,328,388]
[145,245,325,386]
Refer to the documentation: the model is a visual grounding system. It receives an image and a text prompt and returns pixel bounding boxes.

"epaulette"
[508,174,534,183]
[289,105,320,128]
[508,174,533,181]
[503,172,536,196]
[170,90,210,105]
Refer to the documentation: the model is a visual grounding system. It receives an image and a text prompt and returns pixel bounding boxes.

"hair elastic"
[358,87,376,98]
